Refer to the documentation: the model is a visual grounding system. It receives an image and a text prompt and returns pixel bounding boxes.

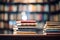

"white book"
[28,5,32,12]
[4,14,8,21]
[12,5,17,12]
[28,0,36,3]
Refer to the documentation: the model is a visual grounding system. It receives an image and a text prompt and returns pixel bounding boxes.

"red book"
[16,20,36,23]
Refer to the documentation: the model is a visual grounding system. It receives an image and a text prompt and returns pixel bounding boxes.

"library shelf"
[0,2,49,5]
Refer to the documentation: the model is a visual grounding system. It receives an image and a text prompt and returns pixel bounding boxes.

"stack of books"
[13,20,38,34]
[44,21,60,35]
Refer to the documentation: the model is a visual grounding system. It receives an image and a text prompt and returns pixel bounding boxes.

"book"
[23,5,27,11]
[9,5,12,12]
[53,15,58,22]
[28,0,36,3]
[12,5,17,12]
[16,13,21,20]
[20,20,36,23]
[9,14,16,20]
[43,14,48,21]
[4,14,8,21]
[19,5,23,12]
[13,0,21,3]
[44,5,49,12]
[0,22,4,28]
[0,5,5,11]
[34,14,42,21]
[43,0,48,3]
[22,0,28,3]
[5,5,9,12]
[14,31,37,34]
[50,5,55,12]
[36,0,43,3]
[46,21,60,26]
[9,20,16,29]
[21,23,37,26]
[36,4,42,12]
[55,4,59,11]
[17,28,37,32]
[28,5,36,12]
[46,26,60,28]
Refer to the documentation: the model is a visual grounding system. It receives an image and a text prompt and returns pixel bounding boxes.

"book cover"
[28,5,36,12]
[23,5,28,11]
[19,5,23,12]
[0,22,4,28]
[16,13,21,20]
[50,5,55,12]
[9,20,16,29]
[55,4,59,11]
[36,4,42,12]
[44,5,49,12]
[46,26,60,28]
[9,14,16,20]
[46,21,60,26]
[14,31,37,34]
[53,15,58,22]
[12,5,17,12]
[34,14,42,21]
[5,5,9,12]
[9,5,12,12]
[23,0,28,3]
[43,0,48,3]
[4,14,8,21]
[1,5,5,11]
[43,14,48,21]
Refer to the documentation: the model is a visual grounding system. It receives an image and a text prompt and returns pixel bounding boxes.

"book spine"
[36,0,43,3]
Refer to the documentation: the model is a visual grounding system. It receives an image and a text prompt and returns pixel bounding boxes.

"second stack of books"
[44,21,60,35]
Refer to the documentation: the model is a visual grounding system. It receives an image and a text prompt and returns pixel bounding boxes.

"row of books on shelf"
[0,5,17,12]
[0,30,13,34]
[0,4,49,12]
[0,0,49,3]
[50,3,60,12]
[50,13,60,22]
[0,13,48,21]
[0,21,9,28]
[44,21,60,34]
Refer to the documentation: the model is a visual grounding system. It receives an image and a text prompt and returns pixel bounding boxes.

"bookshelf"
[0,0,60,35]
